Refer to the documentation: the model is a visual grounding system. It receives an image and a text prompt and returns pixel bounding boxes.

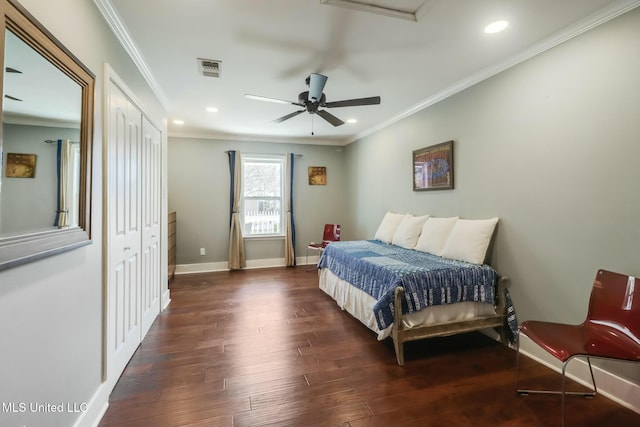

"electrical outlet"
[200,248,205,256]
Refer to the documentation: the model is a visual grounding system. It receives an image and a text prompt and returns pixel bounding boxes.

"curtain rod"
[44,139,79,144]
[224,150,302,158]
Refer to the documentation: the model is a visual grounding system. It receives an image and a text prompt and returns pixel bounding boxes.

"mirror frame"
[0,0,94,271]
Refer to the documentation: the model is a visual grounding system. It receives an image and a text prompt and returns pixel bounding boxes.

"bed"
[317,213,516,365]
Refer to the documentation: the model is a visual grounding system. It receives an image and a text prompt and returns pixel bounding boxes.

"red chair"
[516,269,640,427]
[306,224,341,266]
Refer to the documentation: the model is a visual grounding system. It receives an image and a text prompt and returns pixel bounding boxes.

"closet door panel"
[140,117,162,336]
[106,82,143,383]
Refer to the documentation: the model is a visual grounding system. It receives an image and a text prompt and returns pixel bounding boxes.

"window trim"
[240,154,286,238]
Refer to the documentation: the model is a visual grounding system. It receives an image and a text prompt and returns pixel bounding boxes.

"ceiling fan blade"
[245,94,302,106]
[308,73,328,102]
[272,110,305,123]
[316,109,344,127]
[324,96,381,108]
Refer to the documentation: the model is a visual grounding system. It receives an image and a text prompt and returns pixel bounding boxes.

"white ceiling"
[99,0,638,145]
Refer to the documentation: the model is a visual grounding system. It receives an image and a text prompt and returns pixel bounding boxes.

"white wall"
[343,7,640,384]
[0,1,166,426]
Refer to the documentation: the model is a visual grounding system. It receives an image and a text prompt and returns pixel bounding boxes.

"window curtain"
[54,139,71,228]
[284,153,296,266]
[228,150,246,270]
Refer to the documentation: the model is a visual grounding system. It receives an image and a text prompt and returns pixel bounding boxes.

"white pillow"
[391,214,429,249]
[374,212,407,244]
[414,217,458,256]
[441,217,499,264]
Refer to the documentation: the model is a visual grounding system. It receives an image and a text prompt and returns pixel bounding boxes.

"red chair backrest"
[322,224,341,246]
[587,269,640,339]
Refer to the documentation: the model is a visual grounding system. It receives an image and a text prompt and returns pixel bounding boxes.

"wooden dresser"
[168,211,176,281]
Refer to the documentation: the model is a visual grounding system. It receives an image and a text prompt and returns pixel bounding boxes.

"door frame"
[102,64,169,388]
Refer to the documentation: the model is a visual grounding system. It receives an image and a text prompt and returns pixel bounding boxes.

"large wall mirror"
[0,0,94,271]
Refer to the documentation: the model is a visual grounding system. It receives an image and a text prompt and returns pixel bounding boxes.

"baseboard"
[176,261,228,274]
[302,254,320,266]
[72,382,109,427]
[176,255,320,274]
[161,289,171,311]
[518,334,640,415]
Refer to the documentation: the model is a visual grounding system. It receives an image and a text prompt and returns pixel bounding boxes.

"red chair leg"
[515,334,597,427]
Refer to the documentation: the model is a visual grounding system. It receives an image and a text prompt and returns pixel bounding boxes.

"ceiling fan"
[245,73,381,127]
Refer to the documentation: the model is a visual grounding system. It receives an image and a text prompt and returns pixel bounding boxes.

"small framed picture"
[413,141,453,191]
[308,166,326,185]
[6,153,37,178]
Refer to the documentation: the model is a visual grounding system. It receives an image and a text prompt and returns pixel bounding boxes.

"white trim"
[176,256,318,274]
[161,289,171,311]
[92,0,170,111]
[176,261,229,274]
[167,129,343,146]
[304,254,321,265]
[71,382,109,427]
[101,62,168,401]
[348,0,640,144]
[95,0,640,146]
[518,334,640,415]
[245,258,286,269]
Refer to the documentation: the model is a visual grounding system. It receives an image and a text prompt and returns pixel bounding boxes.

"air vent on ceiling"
[198,58,222,78]
[320,0,421,22]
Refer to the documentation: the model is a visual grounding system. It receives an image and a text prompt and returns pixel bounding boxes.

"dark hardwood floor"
[99,266,640,427]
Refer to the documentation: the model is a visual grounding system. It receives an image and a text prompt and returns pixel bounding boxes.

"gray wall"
[343,8,640,383]
[0,0,166,426]
[168,137,347,264]
[1,124,79,234]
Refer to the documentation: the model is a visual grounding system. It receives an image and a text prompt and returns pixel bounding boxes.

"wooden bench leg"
[393,286,406,366]
[393,336,405,366]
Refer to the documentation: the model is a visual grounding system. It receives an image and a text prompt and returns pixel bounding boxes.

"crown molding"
[92,0,639,146]
[92,0,170,111]
[350,0,640,144]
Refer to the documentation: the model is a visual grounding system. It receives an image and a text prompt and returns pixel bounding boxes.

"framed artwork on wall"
[308,166,326,185]
[413,140,453,191]
[6,153,37,178]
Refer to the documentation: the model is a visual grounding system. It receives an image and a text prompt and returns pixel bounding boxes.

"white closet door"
[140,116,162,336]
[106,81,143,383]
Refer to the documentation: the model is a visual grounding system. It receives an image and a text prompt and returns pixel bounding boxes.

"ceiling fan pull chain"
[311,114,315,136]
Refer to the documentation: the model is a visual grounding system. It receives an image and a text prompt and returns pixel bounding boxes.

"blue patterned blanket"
[318,240,500,330]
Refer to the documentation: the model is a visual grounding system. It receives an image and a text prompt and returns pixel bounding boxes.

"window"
[241,154,285,237]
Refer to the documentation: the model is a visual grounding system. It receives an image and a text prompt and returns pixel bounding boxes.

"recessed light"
[206,107,218,113]
[484,20,509,34]
[347,119,357,124]
[173,119,184,125]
